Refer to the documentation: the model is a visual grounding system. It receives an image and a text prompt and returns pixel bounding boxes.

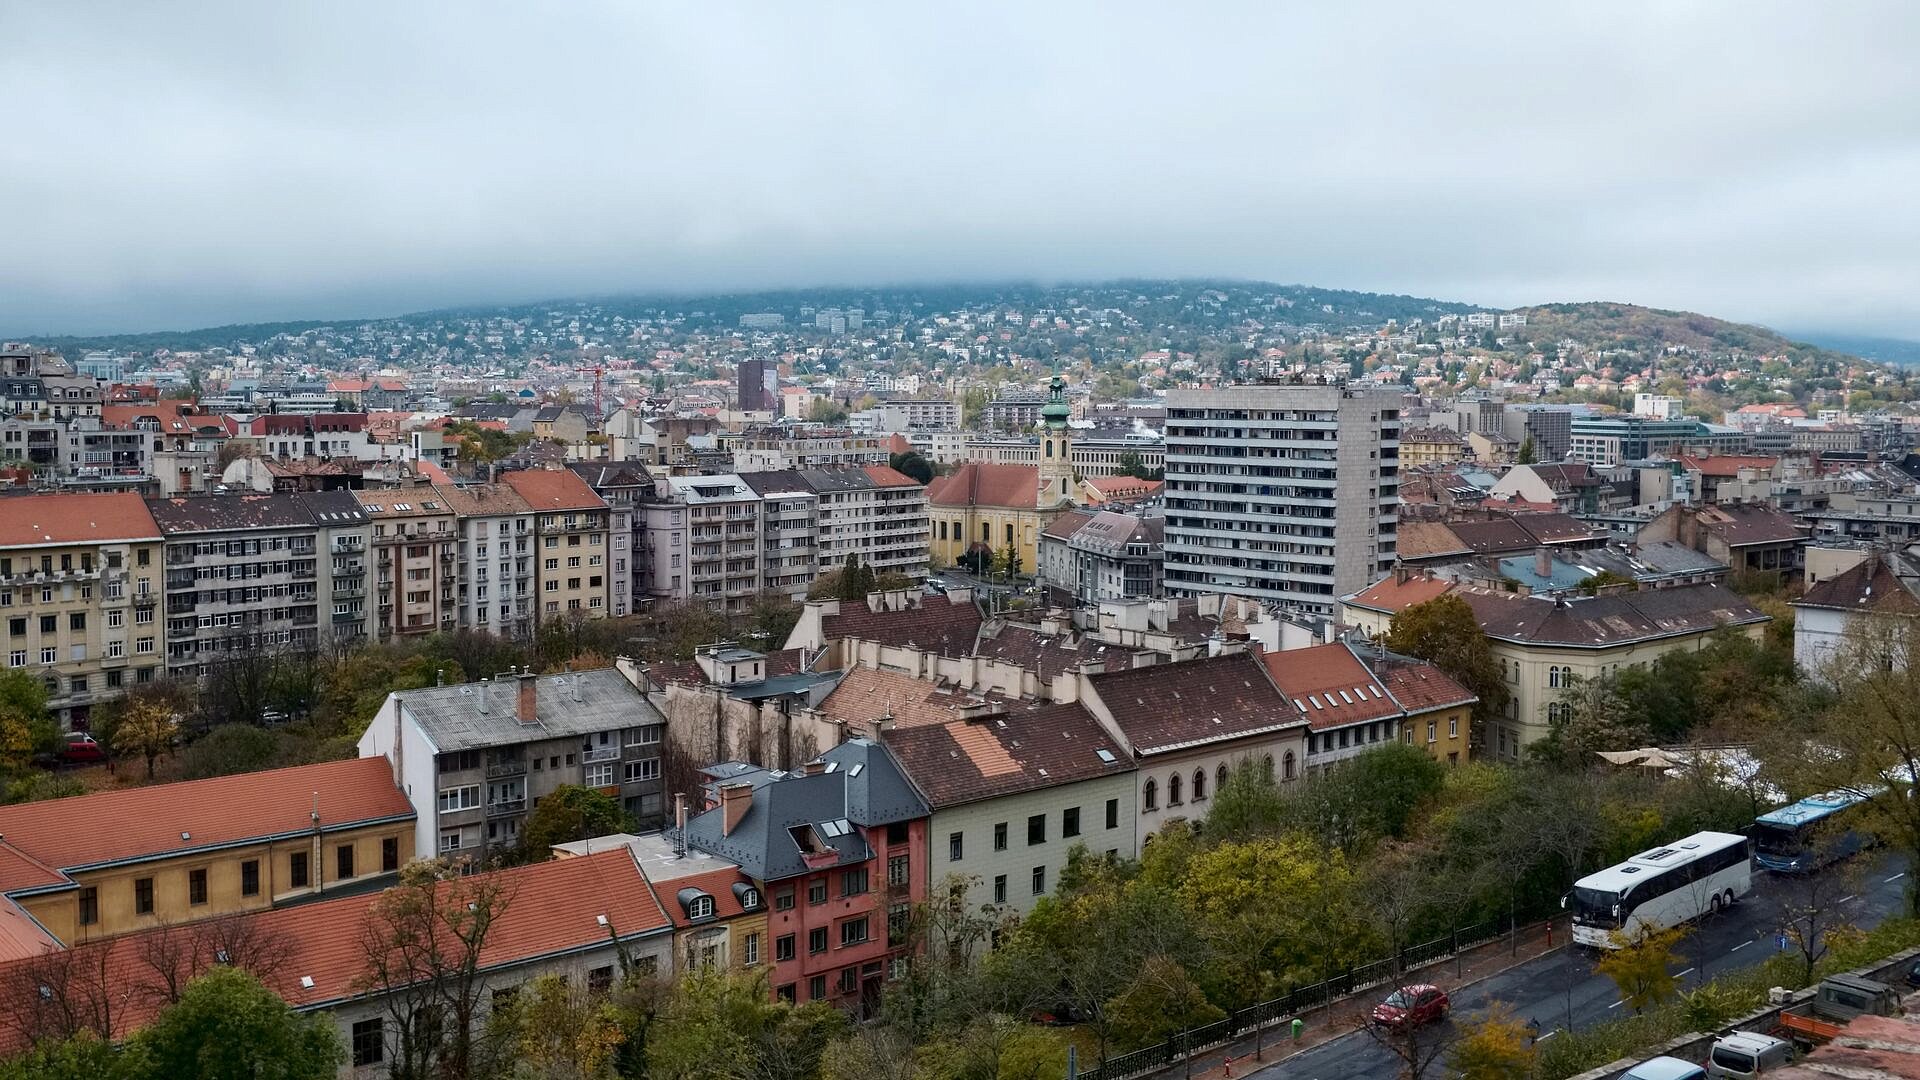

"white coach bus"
[1567,831,1753,949]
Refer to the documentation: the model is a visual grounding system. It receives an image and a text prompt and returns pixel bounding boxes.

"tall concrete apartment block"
[1163,384,1401,615]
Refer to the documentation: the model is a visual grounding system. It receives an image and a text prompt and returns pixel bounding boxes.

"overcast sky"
[4,2,1917,338]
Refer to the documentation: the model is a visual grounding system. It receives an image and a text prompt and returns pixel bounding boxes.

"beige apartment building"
[432,482,537,639]
[0,492,165,730]
[353,489,459,640]
[503,468,613,624]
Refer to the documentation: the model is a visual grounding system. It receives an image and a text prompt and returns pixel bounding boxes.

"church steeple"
[1037,375,1074,505]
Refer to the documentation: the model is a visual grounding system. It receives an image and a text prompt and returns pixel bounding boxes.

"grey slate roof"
[676,738,927,883]
[396,668,662,752]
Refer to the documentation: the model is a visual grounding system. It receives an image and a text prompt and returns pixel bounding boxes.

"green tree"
[0,1032,147,1080]
[1516,435,1537,464]
[1383,594,1511,731]
[178,723,282,780]
[1596,926,1686,1014]
[889,451,935,485]
[994,546,1021,579]
[809,398,849,424]
[134,967,343,1080]
[516,786,634,861]
[481,973,627,1079]
[647,969,848,1080]
[835,554,877,600]
[1446,1002,1536,1080]
[0,668,52,773]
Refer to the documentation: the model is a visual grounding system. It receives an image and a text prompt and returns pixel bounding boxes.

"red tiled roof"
[1343,572,1457,614]
[1393,521,1472,560]
[862,465,921,488]
[820,595,983,657]
[660,866,758,924]
[1260,643,1400,730]
[926,461,1042,510]
[883,701,1133,808]
[817,667,998,730]
[501,467,610,512]
[0,758,412,896]
[1085,652,1305,755]
[0,849,668,1049]
[1374,659,1477,714]
[327,378,370,393]
[647,648,812,687]
[1678,454,1779,477]
[99,402,200,433]
[0,492,160,548]
[1085,476,1163,502]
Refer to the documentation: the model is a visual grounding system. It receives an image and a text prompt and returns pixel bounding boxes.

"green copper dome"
[1041,375,1070,427]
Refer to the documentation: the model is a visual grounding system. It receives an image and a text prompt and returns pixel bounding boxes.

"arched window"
[689,895,714,920]
[1216,764,1229,793]
[1045,441,1054,458]
[1143,778,1158,811]
[1262,754,1275,781]
[1191,768,1207,802]
[1168,772,1183,805]
[1282,751,1297,781]
[1547,666,1559,688]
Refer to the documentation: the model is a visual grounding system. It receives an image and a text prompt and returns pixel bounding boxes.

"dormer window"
[689,895,715,920]
[738,888,760,910]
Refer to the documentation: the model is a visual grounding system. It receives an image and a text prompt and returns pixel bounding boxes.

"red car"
[1371,984,1450,1027]
[56,733,107,765]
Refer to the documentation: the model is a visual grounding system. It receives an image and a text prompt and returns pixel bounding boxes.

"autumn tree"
[1447,1002,1536,1080]
[1382,595,1510,731]
[357,859,514,1080]
[1105,954,1225,1050]
[0,668,51,773]
[1597,926,1687,1014]
[480,973,626,1079]
[108,695,180,779]
[1780,831,1866,985]
[646,969,848,1080]
[134,966,342,1080]
[515,784,635,862]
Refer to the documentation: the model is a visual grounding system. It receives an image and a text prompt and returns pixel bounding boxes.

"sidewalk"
[1156,918,1570,1080]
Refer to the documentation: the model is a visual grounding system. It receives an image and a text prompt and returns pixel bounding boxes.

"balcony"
[582,745,619,764]
[486,798,526,818]
[332,611,361,624]
[486,759,527,779]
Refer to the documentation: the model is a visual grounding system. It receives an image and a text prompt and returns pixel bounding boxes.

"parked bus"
[1568,831,1752,949]
[1752,790,1872,874]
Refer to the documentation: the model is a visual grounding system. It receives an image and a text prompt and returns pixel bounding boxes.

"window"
[585,762,615,786]
[1105,798,1119,830]
[624,758,660,783]
[625,723,664,747]
[241,859,260,897]
[1027,813,1046,846]
[351,1018,385,1067]
[290,851,309,888]
[78,887,98,926]
[1143,778,1158,811]
[438,786,480,812]
[688,895,715,919]
[337,844,355,881]
[776,934,796,962]
[809,927,829,954]
[1427,720,1438,744]
[993,822,1008,851]
[809,879,828,905]
[774,888,795,911]
[135,636,155,654]
[886,821,908,844]
[809,975,827,1000]
[948,831,964,861]
[588,965,614,993]
[1283,751,1297,781]
[189,868,208,905]
[840,917,869,947]
[743,933,760,966]
[1063,806,1080,838]
[1449,718,1459,738]
[1031,865,1046,896]
[1168,772,1183,805]
[992,874,1007,904]
[840,867,868,896]
[134,877,155,915]
[382,837,400,872]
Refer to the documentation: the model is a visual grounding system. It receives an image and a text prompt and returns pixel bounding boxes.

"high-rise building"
[1163,384,1402,615]
[738,358,772,412]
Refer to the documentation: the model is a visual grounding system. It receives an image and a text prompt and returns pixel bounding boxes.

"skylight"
[1096,748,1116,764]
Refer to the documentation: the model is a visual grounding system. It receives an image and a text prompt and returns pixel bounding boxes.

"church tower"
[1037,374,1074,505]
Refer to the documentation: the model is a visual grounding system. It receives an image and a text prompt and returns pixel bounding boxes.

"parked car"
[1905,957,1920,989]
[1706,1031,1792,1077]
[1370,984,1449,1027]
[1619,1057,1707,1080]
[56,733,107,765]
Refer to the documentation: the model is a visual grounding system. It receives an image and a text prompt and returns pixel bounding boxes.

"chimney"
[477,678,490,713]
[801,761,827,776]
[1394,566,1412,585]
[674,793,688,857]
[1535,546,1553,580]
[719,783,753,837]
[571,674,583,703]
[516,668,539,725]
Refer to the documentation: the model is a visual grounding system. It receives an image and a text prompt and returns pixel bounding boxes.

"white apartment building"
[1163,384,1402,616]
[643,475,766,613]
[737,472,819,601]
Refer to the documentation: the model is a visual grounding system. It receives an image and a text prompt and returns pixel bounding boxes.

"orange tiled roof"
[1343,572,1457,614]
[926,461,1042,510]
[0,758,412,897]
[0,849,669,1049]
[502,467,610,512]
[659,866,757,925]
[1376,660,1477,714]
[0,492,160,548]
[99,402,199,434]
[862,465,921,488]
[1260,643,1401,730]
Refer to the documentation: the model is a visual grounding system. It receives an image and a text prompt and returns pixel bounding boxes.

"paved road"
[1249,854,1913,1079]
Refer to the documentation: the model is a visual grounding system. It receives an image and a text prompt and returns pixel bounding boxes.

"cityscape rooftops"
[0,491,160,548]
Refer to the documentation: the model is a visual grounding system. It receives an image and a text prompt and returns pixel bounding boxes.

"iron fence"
[1075,914,1545,1080]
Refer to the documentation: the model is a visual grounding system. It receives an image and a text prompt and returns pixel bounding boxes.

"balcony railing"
[486,760,527,779]
[486,798,526,817]
[582,746,619,764]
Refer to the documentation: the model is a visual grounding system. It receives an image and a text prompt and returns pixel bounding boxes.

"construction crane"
[575,365,604,417]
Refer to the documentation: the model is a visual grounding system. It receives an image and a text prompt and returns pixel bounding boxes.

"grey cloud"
[3,1,1918,336]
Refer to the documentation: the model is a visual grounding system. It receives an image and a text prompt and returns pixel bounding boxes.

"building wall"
[1132,737,1306,846]
[762,818,926,1006]
[0,538,164,730]
[1401,703,1473,766]
[929,774,1136,927]
[928,504,1053,574]
[455,512,535,639]
[364,504,458,640]
[675,910,771,975]
[23,820,414,946]
[533,507,611,623]
[162,526,322,678]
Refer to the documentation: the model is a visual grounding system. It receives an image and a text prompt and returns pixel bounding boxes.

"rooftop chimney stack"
[477,678,490,713]
[674,793,688,857]
[719,783,753,837]
[516,668,539,725]
[1535,546,1553,580]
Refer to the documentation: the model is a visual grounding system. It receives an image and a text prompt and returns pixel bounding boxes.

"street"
[1249,854,1913,1079]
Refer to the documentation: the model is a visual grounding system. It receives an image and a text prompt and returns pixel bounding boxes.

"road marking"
[1889,872,1907,883]
[1677,967,1696,978]
[1731,941,1753,953]
[1610,999,1627,1009]
[1840,894,1858,904]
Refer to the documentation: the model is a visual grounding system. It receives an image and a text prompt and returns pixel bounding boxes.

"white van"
[1706,1032,1792,1077]
[1620,1058,1707,1080]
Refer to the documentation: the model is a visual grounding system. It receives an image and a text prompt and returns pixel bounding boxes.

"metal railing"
[1078,915,1538,1080]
